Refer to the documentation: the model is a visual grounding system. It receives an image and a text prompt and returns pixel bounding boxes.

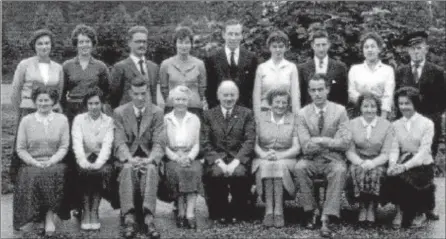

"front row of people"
[13,74,438,238]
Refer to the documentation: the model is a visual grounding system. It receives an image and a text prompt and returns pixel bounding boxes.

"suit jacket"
[297,101,350,161]
[395,62,446,117]
[205,48,258,109]
[113,102,165,164]
[201,105,256,166]
[298,58,348,107]
[109,57,159,108]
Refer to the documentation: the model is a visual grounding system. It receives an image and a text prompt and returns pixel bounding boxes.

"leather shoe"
[147,226,160,239]
[123,225,135,239]
[274,214,285,228]
[426,211,440,221]
[320,226,333,238]
[263,213,274,227]
[176,215,185,228]
[186,217,197,230]
[305,221,316,230]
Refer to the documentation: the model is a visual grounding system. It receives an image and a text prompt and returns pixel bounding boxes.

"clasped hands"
[215,158,240,177]
[78,159,105,171]
[307,137,330,152]
[387,164,406,176]
[358,159,376,171]
[127,156,154,173]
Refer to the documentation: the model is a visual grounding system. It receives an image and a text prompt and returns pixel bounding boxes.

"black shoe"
[186,217,197,230]
[176,215,185,228]
[320,226,333,238]
[426,211,440,221]
[218,217,226,224]
[305,221,316,230]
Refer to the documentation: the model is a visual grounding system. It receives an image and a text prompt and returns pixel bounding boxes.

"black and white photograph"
[1,1,445,238]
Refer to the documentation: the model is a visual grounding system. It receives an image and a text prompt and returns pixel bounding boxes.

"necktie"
[225,109,231,121]
[412,62,420,83]
[318,110,324,135]
[138,59,146,75]
[318,58,323,69]
[230,51,237,79]
[136,109,143,131]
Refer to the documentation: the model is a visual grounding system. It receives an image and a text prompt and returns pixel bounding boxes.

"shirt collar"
[86,112,104,122]
[166,111,193,125]
[361,116,378,128]
[403,112,420,123]
[221,106,233,115]
[225,46,239,57]
[363,60,383,72]
[314,55,328,65]
[34,111,55,124]
[270,111,285,125]
[313,103,327,114]
[130,54,146,66]
[133,105,146,116]
[265,58,290,69]
[411,60,425,68]
[74,56,94,64]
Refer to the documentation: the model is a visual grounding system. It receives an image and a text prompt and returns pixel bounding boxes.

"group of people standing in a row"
[10,18,445,239]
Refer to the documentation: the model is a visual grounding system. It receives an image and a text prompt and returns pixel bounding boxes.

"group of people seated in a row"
[10,18,444,239]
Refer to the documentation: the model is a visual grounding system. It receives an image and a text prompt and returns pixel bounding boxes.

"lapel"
[139,104,153,137]
[226,105,240,134]
[237,48,247,72]
[307,106,320,135]
[217,49,230,74]
[212,107,228,135]
[326,58,335,78]
[124,103,139,137]
[307,59,316,77]
[31,58,45,84]
[125,57,142,77]
[418,62,431,85]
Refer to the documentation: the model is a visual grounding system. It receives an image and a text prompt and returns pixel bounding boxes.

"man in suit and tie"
[109,26,159,109]
[205,19,258,109]
[201,80,256,224]
[298,29,348,107]
[113,77,164,239]
[395,31,445,221]
[294,74,350,238]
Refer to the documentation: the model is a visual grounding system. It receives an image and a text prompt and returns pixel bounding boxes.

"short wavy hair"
[223,19,243,32]
[355,93,382,117]
[127,25,149,41]
[267,88,291,106]
[394,86,422,113]
[266,30,289,47]
[309,73,331,89]
[173,26,194,46]
[31,85,59,105]
[82,87,105,107]
[71,24,98,47]
[29,29,55,53]
[168,85,192,102]
[360,31,385,50]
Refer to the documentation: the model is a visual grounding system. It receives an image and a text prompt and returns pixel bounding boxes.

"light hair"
[168,85,192,102]
[217,80,239,96]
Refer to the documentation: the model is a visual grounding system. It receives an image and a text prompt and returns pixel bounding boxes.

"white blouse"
[38,62,50,85]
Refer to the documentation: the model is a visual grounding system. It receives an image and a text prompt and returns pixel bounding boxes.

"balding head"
[217,80,239,109]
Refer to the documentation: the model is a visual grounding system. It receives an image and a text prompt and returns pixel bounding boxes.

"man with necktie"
[201,80,256,224]
[395,31,445,221]
[298,29,348,107]
[294,74,351,238]
[109,26,159,108]
[113,77,165,238]
[205,19,259,109]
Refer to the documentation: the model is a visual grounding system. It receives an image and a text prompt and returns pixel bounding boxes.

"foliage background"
[2,1,446,81]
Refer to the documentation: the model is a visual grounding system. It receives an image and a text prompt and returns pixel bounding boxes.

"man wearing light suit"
[205,19,258,109]
[294,74,351,238]
[109,26,158,109]
[201,81,256,224]
[113,77,164,239]
[298,29,348,107]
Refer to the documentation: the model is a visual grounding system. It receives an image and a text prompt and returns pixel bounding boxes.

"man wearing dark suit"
[298,30,348,107]
[109,26,158,109]
[201,80,256,224]
[205,19,258,109]
[395,31,445,221]
[294,74,350,238]
[113,77,164,239]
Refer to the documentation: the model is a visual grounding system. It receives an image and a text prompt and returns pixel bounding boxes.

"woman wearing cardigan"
[253,88,300,228]
[14,86,69,235]
[159,26,207,118]
[383,87,436,229]
[72,88,114,231]
[10,29,64,184]
[348,32,395,119]
[346,93,394,226]
[253,30,300,121]
[162,85,203,230]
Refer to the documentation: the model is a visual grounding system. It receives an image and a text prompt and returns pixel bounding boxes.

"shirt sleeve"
[16,116,36,165]
[290,64,301,113]
[11,60,27,111]
[50,116,70,163]
[72,115,88,165]
[404,119,434,169]
[198,61,207,101]
[381,67,395,112]
[348,66,360,104]
[96,118,114,165]
[253,65,263,119]
[159,60,169,101]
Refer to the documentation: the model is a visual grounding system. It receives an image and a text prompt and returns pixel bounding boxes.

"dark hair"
[83,87,104,107]
[71,24,98,47]
[309,73,331,88]
[29,29,55,52]
[266,30,289,47]
[267,88,291,106]
[173,26,194,46]
[127,25,149,41]
[355,93,382,117]
[310,30,330,42]
[31,86,59,105]
[130,76,148,88]
[223,19,243,32]
[394,86,422,113]
[360,32,385,50]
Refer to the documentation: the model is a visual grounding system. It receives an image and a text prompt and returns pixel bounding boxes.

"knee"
[294,160,309,174]
[145,164,157,173]
[208,165,225,178]
[331,162,347,176]
[232,164,248,177]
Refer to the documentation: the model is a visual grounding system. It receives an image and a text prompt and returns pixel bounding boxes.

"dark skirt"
[13,163,67,230]
[158,159,204,202]
[381,164,436,214]
[348,164,386,201]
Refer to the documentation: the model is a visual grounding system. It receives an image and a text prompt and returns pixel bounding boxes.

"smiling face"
[308,79,329,107]
[408,42,428,64]
[271,95,289,116]
[269,41,287,61]
[35,35,51,58]
[361,98,378,121]
[77,33,93,56]
[176,37,192,56]
[311,37,330,60]
[172,91,189,112]
[87,95,102,117]
[222,24,243,51]
[363,38,381,62]
[129,32,148,57]
[218,85,238,109]
[398,96,416,118]
[35,93,54,114]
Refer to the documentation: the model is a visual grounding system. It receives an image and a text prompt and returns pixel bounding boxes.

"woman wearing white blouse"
[162,85,203,230]
[72,88,114,231]
[253,30,300,120]
[348,32,395,119]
